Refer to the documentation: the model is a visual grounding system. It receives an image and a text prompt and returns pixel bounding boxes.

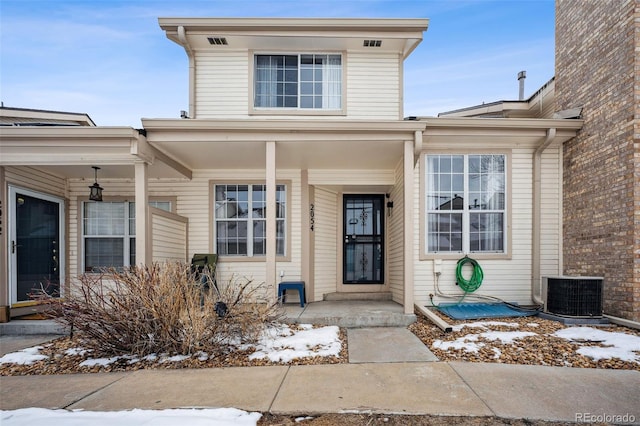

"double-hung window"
[254,54,342,110]
[425,154,506,254]
[214,184,286,257]
[82,200,171,272]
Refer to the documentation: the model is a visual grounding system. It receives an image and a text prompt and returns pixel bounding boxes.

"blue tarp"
[438,302,538,320]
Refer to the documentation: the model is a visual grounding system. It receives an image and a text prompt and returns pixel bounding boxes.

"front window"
[82,201,171,272]
[426,154,506,253]
[214,184,286,257]
[254,54,342,110]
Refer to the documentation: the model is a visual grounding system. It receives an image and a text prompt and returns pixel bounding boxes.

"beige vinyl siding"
[540,147,561,277]
[313,186,338,300]
[308,169,395,186]
[194,51,249,118]
[150,208,188,263]
[413,147,562,306]
[346,52,401,119]
[387,158,404,304]
[5,166,67,198]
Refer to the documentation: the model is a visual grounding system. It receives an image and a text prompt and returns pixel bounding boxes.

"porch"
[283,300,416,328]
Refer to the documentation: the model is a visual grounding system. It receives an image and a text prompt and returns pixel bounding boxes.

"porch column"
[266,141,277,297]
[403,140,415,314]
[134,161,151,266]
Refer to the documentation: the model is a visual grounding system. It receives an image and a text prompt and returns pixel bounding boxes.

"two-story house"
[0,17,583,320]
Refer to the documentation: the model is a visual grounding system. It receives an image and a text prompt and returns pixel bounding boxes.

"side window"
[214,184,286,257]
[426,154,506,253]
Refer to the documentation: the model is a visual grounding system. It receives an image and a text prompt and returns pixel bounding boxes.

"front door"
[9,186,64,304]
[343,194,384,284]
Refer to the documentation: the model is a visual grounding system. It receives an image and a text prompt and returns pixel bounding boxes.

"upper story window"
[254,54,342,110]
[425,154,506,254]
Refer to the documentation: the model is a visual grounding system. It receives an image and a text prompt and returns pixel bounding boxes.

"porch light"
[88,166,103,202]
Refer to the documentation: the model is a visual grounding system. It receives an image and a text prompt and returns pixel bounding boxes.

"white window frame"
[251,53,344,114]
[423,153,508,257]
[213,183,288,259]
[81,199,173,273]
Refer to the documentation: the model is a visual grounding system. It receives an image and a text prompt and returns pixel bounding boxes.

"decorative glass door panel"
[343,195,384,284]
[10,187,63,303]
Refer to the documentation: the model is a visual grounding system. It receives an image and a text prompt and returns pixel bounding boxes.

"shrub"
[44,262,284,357]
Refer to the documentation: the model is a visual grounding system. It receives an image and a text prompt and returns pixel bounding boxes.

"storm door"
[9,186,64,303]
[343,194,384,284]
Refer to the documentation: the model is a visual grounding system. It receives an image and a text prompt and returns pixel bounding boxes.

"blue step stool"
[278,281,306,307]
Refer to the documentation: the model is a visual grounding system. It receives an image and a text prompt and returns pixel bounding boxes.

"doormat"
[438,303,538,320]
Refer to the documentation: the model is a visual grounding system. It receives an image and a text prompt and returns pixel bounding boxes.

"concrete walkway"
[1,330,639,423]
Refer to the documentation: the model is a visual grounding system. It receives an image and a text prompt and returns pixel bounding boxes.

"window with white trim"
[214,184,286,257]
[254,54,342,110]
[425,154,506,253]
[82,200,171,272]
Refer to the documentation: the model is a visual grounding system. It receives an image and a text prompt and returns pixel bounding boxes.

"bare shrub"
[43,262,284,357]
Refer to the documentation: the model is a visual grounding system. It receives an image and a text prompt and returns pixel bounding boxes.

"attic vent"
[208,37,228,46]
[363,40,382,47]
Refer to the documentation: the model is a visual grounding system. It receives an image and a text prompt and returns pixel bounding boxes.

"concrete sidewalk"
[1,330,639,423]
[1,361,639,422]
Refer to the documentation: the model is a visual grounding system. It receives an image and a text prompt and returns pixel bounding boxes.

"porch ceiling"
[0,126,191,179]
[143,119,424,170]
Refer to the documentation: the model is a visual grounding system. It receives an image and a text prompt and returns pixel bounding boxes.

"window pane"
[85,238,124,272]
[84,202,124,235]
[427,213,462,252]
[470,213,504,252]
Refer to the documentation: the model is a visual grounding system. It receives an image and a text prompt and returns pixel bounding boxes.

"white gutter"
[177,26,196,118]
[531,127,556,305]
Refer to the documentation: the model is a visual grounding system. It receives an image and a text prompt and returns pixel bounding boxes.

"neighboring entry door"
[343,194,384,284]
[9,186,64,303]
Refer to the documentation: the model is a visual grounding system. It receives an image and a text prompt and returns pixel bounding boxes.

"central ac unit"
[542,276,603,318]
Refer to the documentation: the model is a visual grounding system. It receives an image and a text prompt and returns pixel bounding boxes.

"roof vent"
[208,37,228,46]
[363,40,382,47]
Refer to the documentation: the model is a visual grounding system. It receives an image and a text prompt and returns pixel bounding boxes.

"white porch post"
[266,141,277,297]
[135,161,151,266]
[404,139,415,314]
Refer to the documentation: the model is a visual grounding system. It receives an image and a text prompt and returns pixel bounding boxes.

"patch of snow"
[526,323,540,327]
[295,416,315,422]
[64,347,89,356]
[0,347,47,365]
[160,354,190,363]
[433,331,536,354]
[79,356,120,367]
[554,327,640,362]
[249,324,341,363]
[492,348,502,359]
[0,407,261,426]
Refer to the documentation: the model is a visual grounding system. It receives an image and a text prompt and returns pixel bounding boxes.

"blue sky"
[0,0,555,127]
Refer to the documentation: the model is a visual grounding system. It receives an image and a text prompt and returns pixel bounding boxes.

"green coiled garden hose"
[456,256,484,293]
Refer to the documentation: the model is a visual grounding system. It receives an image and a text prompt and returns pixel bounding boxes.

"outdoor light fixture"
[88,166,103,202]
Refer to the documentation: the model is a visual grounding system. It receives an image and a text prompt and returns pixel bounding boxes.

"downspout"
[531,127,556,305]
[177,26,196,118]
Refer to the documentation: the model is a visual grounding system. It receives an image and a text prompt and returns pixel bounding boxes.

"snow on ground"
[1,407,261,426]
[433,331,536,353]
[0,347,47,365]
[434,321,640,364]
[249,324,341,363]
[554,326,640,362]
[0,324,341,367]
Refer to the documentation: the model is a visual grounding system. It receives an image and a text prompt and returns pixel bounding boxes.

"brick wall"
[555,0,639,321]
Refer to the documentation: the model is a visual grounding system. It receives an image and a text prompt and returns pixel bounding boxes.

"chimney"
[518,70,526,100]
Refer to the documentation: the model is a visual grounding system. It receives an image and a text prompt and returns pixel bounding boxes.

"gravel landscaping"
[2,310,638,376]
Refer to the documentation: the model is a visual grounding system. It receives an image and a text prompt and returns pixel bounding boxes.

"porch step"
[0,320,68,336]
[284,300,416,328]
[323,292,393,302]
